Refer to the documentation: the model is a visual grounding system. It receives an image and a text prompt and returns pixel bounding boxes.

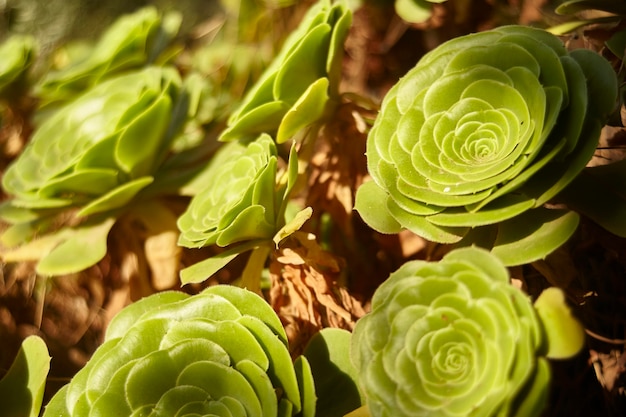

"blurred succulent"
[0,66,189,275]
[350,246,584,417]
[43,285,316,417]
[549,0,626,37]
[36,6,182,107]
[177,134,306,287]
[219,0,352,143]
[355,25,617,265]
[0,34,37,98]
[394,0,447,24]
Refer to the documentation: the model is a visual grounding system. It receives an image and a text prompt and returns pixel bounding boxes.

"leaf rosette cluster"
[355,25,617,264]
[43,285,316,417]
[219,0,352,143]
[351,247,583,417]
[36,6,181,107]
[2,66,186,218]
[177,134,283,249]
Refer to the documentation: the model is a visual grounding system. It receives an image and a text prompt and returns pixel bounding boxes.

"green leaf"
[395,0,436,24]
[0,335,51,417]
[558,160,626,237]
[555,0,626,15]
[114,93,172,178]
[294,356,316,417]
[179,241,261,285]
[534,287,585,359]
[273,206,313,247]
[490,208,579,266]
[77,176,154,217]
[354,181,402,234]
[303,328,363,417]
[36,216,116,275]
[276,77,330,144]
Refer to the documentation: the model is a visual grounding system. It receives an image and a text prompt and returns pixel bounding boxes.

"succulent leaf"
[42,285,315,417]
[351,247,581,417]
[356,25,617,264]
[0,34,37,97]
[219,0,352,143]
[0,335,50,417]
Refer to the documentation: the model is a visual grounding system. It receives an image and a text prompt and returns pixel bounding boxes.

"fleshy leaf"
[534,287,585,359]
[0,336,50,417]
[36,216,116,276]
[490,208,580,266]
[303,328,363,417]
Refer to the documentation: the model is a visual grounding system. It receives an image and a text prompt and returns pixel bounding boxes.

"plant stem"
[240,244,271,295]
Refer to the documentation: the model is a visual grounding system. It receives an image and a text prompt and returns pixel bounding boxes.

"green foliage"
[0,66,188,275]
[0,35,36,98]
[36,6,182,107]
[303,328,364,417]
[178,134,281,249]
[219,0,352,143]
[394,0,447,24]
[355,25,618,265]
[549,0,626,36]
[43,285,316,417]
[0,335,50,417]
[350,246,583,417]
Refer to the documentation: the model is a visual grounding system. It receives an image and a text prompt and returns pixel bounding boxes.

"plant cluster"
[0,0,623,416]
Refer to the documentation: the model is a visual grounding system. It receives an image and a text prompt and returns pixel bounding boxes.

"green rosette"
[219,0,352,143]
[0,66,188,275]
[36,6,181,107]
[177,134,280,249]
[355,25,617,265]
[0,34,37,97]
[42,285,316,417]
[2,66,186,216]
[351,246,584,417]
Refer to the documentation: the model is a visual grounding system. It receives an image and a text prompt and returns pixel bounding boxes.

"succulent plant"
[42,285,316,417]
[0,66,188,275]
[219,0,352,143]
[0,34,37,98]
[3,66,186,216]
[177,134,281,249]
[176,133,304,287]
[36,6,181,107]
[350,246,584,417]
[355,25,617,265]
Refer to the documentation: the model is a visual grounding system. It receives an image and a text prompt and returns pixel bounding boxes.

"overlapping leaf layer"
[43,285,316,417]
[351,247,582,417]
[356,25,617,264]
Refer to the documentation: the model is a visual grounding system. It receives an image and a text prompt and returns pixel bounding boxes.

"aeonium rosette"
[176,133,305,287]
[355,25,618,265]
[351,246,584,417]
[177,134,280,250]
[0,66,188,275]
[42,285,316,417]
